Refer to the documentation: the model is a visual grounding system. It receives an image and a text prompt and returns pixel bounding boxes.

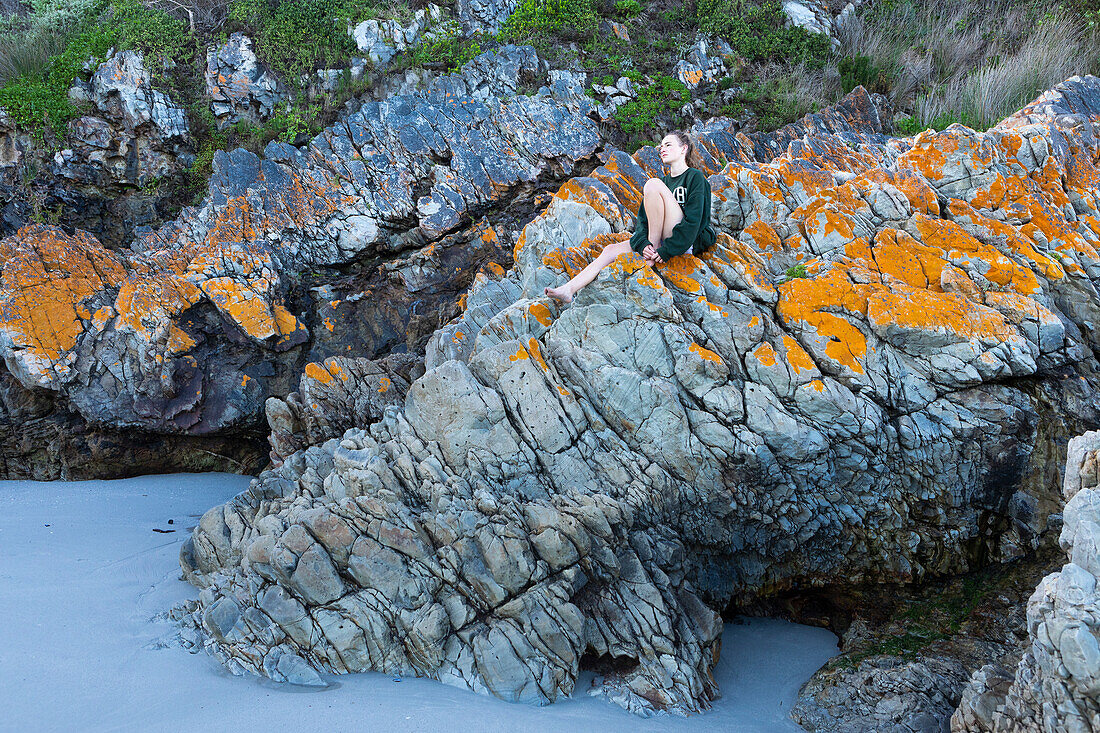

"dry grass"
[0,21,66,87]
[836,0,1100,130]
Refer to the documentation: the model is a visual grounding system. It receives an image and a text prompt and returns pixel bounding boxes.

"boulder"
[205,33,288,128]
[349,5,447,66]
[178,77,1100,715]
[953,431,1100,732]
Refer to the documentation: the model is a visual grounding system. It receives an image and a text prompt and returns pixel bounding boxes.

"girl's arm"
[657,172,707,261]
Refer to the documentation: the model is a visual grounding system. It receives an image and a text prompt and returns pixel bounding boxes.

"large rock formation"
[177,76,1100,715]
[0,45,598,478]
[953,431,1100,732]
[1,49,194,245]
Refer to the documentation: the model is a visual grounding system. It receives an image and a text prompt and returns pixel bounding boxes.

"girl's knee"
[643,177,666,193]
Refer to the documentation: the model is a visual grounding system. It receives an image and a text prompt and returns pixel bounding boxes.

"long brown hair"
[669,130,706,171]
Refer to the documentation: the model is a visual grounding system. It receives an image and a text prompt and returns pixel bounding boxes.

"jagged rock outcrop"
[349,5,447,66]
[782,0,866,43]
[454,0,520,34]
[205,33,289,129]
[953,431,1100,732]
[1,50,193,244]
[265,352,419,463]
[177,76,1100,716]
[0,45,597,478]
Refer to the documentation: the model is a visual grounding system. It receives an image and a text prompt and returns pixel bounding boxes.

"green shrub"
[785,263,809,279]
[0,4,114,140]
[498,0,600,42]
[229,0,378,86]
[406,26,489,72]
[733,77,802,129]
[839,54,886,94]
[697,0,832,68]
[894,114,923,135]
[613,73,690,136]
[111,0,193,68]
[614,0,641,17]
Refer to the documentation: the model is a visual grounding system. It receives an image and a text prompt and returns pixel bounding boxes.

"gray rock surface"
[205,33,288,128]
[953,432,1100,732]
[782,0,867,43]
[349,5,447,66]
[454,0,520,34]
[178,77,1100,715]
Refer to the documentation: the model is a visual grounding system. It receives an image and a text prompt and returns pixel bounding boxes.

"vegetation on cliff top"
[1,0,1100,188]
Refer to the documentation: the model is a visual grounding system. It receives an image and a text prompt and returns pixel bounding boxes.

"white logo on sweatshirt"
[674,186,685,204]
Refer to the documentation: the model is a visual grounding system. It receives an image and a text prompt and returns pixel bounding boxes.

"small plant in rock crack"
[783,263,809,281]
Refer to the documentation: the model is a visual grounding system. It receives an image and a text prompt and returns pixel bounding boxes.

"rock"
[781,0,870,44]
[600,20,631,43]
[20,50,194,240]
[952,431,1100,732]
[349,5,446,66]
[793,656,970,732]
[205,33,288,128]
[673,37,735,90]
[454,0,520,34]
[90,51,189,141]
[265,353,416,463]
[178,77,1100,716]
[0,46,595,477]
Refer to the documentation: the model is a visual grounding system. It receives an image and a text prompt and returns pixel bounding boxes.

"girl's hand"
[643,244,657,260]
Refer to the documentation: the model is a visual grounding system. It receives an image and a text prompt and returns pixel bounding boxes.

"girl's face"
[658,135,687,165]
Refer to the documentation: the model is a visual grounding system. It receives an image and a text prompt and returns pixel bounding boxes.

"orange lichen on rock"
[0,225,126,371]
[529,302,553,327]
[591,155,645,212]
[552,179,625,225]
[741,220,783,254]
[777,266,868,375]
[910,213,1041,294]
[303,358,348,385]
[658,254,705,294]
[200,277,301,343]
[752,342,777,367]
[847,228,946,290]
[896,128,965,183]
[527,337,549,370]
[689,342,724,364]
[865,285,1016,343]
[701,233,777,298]
[540,232,627,277]
[782,336,816,374]
[946,199,1066,280]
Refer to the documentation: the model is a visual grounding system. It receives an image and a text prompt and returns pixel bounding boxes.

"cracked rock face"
[0,45,597,477]
[1,50,193,244]
[205,33,288,128]
[953,431,1100,733]
[179,76,1100,715]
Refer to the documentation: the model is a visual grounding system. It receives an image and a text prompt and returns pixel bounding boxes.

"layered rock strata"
[179,76,1100,715]
[205,33,289,128]
[0,45,597,478]
[953,431,1100,733]
[1,50,194,244]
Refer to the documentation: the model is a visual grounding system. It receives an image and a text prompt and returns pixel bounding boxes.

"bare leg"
[544,180,685,302]
[545,241,633,302]
[645,183,666,246]
[641,178,684,262]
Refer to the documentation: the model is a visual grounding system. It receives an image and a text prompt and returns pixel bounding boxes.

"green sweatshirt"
[629,167,717,262]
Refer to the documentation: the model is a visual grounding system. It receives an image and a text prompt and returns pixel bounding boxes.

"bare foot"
[544,285,573,303]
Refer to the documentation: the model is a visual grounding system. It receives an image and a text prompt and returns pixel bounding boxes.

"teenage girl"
[544,130,716,303]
